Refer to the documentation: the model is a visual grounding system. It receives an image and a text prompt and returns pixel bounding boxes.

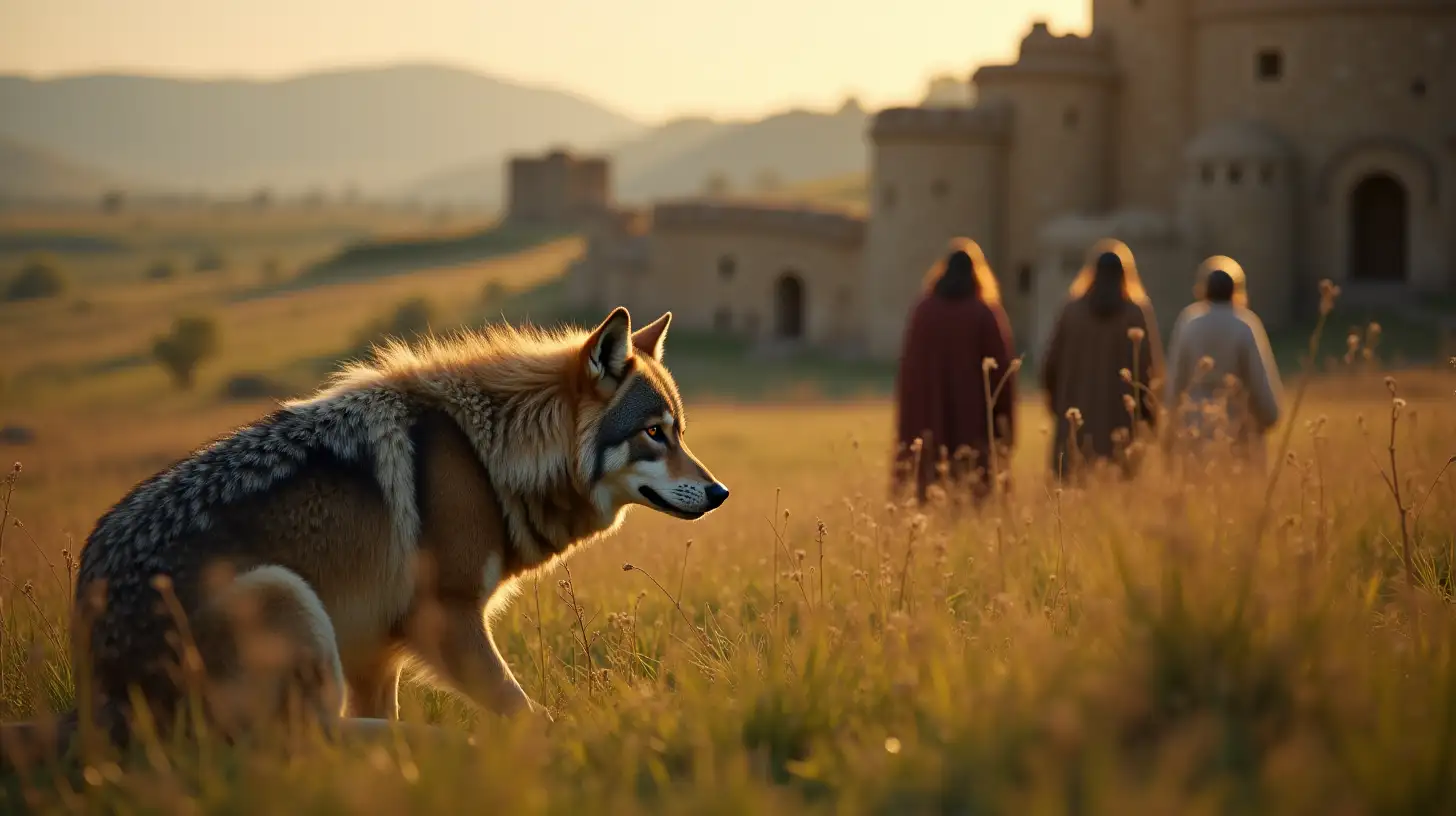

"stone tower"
[861,107,1011,359]
[973,22,1119,332]
[1182,120,1298,329]
[1095,0,1195,212]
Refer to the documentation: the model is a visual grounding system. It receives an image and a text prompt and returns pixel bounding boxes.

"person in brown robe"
[892,238,1017,505]
[1039,239,1165,484]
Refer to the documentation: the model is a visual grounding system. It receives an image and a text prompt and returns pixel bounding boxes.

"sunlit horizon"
[0,0,1091,123]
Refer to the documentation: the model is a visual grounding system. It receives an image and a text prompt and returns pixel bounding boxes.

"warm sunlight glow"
[0,0,1090,120]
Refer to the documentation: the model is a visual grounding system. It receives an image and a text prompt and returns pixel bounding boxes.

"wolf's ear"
[583,306,633,385]
[631,312,671,361]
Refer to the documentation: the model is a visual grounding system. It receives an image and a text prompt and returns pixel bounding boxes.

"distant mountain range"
[0,63,643,197]
[0,63,872,206]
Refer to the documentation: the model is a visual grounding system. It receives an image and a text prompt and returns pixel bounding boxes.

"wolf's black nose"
[704,483,730,510]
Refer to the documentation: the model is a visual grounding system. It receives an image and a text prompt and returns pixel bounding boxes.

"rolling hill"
[0,64,646,195]
[405,99,871,207]
[0,135,127,201]
[619,100,869,203]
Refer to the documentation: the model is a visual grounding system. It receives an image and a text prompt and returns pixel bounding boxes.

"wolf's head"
[578,307,729,522]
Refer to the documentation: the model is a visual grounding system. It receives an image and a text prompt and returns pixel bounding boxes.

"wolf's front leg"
[406,598,544,719]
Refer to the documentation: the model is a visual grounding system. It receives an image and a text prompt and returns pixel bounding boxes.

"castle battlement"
[869,104,1011,142]
[1020,21,1111,59]
[652,200,866,245]
[974,22,1116,84]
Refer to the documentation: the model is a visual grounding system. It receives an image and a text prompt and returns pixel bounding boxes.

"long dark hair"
[1068,238,1148,318]
[923,237,1001,304]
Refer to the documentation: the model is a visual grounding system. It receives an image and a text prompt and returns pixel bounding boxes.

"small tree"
[4,254,68,301]
[703,172,731,197]
[100,189,125,214]
[379,296,436,340]
[152,315,221,389]
[350,295,439,357]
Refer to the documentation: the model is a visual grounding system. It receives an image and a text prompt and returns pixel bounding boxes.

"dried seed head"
[1318,279,1341,315]
[982,357,999,372]
[1119,368,1132,383]
[1122,394,1137,413]
[1127,327,1146,343]
[1198,356,1215,373]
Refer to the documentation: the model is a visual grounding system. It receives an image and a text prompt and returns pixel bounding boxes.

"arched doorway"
[1349,173,1408,283]
[774,272,805,340]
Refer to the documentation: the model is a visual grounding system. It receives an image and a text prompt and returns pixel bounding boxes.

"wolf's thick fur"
[1,307,727,769]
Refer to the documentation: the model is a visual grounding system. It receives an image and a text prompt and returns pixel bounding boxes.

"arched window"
[774,272,805,340]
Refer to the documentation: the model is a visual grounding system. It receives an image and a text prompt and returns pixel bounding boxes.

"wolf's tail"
[0,708,79,774]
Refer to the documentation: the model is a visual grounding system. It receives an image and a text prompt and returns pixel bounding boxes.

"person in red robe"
[892,238,1017,506]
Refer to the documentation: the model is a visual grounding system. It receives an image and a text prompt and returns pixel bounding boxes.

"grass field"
[1,207,1455,813]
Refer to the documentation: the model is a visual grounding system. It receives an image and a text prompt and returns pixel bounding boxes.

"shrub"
[222,372,290,401]
[152,315,221,389]
[481,280,507,306]
[355,298,439,352]
[194,249,228,274]
[145,259,178,281]
[3,254,68,301]
[259,256,285,284]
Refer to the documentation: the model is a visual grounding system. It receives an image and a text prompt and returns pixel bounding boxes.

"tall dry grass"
[0,285,1454,814]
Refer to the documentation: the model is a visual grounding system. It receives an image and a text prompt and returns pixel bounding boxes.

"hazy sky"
[1,0,1090,122]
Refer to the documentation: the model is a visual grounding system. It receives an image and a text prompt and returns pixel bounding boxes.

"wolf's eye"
[644,425,664,442]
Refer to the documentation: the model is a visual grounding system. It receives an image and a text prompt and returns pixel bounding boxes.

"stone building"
[557,0,1456,362]
[506,149,611,226]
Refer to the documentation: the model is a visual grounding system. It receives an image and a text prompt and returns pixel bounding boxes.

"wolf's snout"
[703,482,730,510]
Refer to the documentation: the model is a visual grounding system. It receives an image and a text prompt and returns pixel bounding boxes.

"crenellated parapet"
[974,22,1117,85]
[651,200,866,246]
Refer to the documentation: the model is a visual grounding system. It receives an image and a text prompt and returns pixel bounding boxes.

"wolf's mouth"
[638,485,704,520]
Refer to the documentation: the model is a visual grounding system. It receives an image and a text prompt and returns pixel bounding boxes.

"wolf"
[1,306,728,768]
